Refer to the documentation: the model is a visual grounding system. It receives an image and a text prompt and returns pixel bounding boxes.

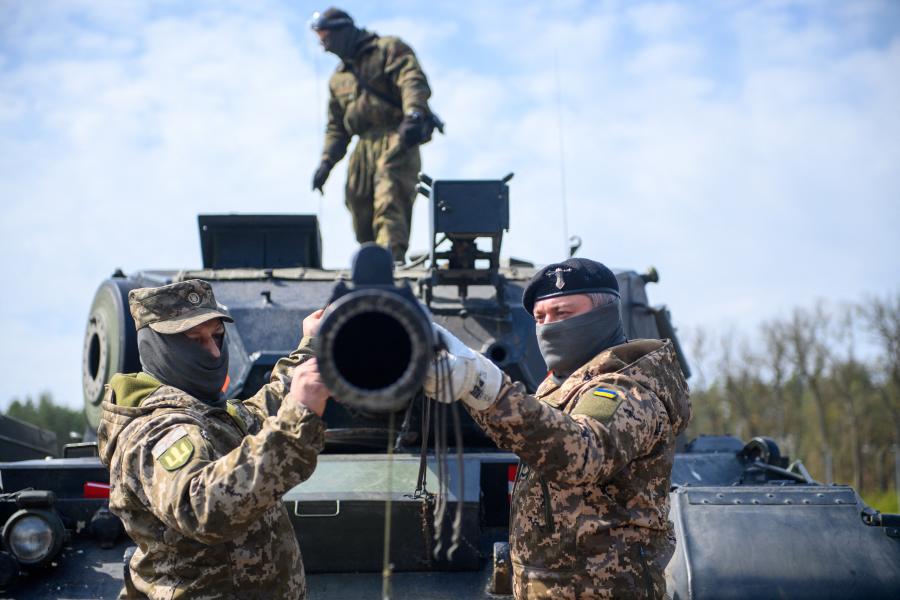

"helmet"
[310,7,354,31]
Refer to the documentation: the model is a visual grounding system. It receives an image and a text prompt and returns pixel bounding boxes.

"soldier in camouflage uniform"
[310,7,435,263]
[425,259,691,599]
[97,280,328,599]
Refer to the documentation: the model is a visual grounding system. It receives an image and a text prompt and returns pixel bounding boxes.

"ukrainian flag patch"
[573,385,624,422]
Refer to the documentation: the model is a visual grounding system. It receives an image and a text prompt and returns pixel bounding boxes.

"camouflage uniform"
[468,339,691,599]
[321,32,431,261]
[97,280,324,599]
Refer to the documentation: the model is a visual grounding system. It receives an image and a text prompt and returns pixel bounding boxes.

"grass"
[859,489,899,514]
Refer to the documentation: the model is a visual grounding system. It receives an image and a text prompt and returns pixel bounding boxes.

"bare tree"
[830,305,868,490]
[861,294,900,498]
[761,320,792,455]
[786,303,834,483]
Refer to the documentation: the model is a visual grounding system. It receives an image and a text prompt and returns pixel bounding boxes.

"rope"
[381,411,396,600]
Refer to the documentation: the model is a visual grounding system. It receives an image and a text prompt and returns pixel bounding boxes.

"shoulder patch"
[152,426,194,471]
[572,386,624,423]
[225,401,249,435]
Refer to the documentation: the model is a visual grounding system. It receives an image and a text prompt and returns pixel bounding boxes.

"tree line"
[684,293,900,512]
[3,393,84,456]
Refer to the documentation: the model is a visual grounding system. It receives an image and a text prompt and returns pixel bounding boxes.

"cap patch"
[187,292,201,305]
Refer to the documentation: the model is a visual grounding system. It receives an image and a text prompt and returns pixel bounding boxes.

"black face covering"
[323,25,363,60]
[536,299,626,379]
[138,326,229,403]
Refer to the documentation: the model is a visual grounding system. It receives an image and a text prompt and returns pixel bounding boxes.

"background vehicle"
[0,176,898,598]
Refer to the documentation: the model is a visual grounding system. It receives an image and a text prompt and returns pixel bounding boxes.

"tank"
[0,175,898,598]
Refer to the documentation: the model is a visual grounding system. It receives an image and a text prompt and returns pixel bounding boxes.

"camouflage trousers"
[345,128,420,262]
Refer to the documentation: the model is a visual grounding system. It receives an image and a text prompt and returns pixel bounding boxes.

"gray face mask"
[138,326,229,403]
[536,299,626,379]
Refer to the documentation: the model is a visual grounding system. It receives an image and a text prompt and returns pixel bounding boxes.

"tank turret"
[0,175,895,598]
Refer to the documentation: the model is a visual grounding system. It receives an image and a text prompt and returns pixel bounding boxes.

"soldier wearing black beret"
[425,259,691,599]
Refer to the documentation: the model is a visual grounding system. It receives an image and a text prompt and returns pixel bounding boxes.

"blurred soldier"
[425,259,691,599]
[310,7,437,263]
[97,280,329,599]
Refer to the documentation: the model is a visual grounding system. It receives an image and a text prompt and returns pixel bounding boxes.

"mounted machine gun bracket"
[417,173,513,308]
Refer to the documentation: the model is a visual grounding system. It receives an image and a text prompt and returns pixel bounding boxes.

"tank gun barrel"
[316,243,435,414]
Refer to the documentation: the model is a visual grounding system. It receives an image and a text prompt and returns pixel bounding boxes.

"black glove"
[312,161,332,194]
[398,112,429,148]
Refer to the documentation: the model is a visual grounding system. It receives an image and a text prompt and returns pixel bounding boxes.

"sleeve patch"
[151,426,189,459]
[157,437,194,472]
[151,426,194,471]
[572,386,624,423]
[225,401,249,435]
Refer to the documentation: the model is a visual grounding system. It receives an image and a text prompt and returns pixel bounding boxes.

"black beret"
[522,258,619,314]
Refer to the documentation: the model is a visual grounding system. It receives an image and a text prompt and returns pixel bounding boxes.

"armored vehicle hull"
[2,177,898,597]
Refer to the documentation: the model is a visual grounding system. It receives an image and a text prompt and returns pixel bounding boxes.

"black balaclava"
[324,25,364,61]
[536,299,626,380]
[138,326,228,403]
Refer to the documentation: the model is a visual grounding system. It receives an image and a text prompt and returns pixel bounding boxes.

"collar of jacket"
[535,339,666,408]
[336,31,379,71]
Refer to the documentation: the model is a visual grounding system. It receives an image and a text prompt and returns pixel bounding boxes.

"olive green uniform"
[468,339,691,599]
[321,32,431,261]
[98,339,322,599]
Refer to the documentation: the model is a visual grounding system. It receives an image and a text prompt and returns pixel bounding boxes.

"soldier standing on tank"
[424,259,692,599]
[309,7,436,263]
[97,280,329,599]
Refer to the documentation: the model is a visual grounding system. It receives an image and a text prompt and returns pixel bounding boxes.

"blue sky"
[1,0,899,409]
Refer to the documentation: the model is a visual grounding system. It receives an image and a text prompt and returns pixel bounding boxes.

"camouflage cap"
[128,280,233,334]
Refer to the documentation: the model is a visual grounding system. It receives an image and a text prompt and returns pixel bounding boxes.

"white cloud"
[1,0,898,408]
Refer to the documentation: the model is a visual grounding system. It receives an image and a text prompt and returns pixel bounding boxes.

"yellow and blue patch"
[573,386,624,423]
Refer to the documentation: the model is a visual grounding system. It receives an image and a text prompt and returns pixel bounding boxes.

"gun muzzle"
[316,246,435,413]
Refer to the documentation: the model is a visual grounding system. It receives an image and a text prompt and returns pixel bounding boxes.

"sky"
[1,0,898,410]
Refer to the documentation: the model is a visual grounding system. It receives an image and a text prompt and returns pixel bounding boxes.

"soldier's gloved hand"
[423,324,504,411]
[311,160,333,194]
[398,112,427,148]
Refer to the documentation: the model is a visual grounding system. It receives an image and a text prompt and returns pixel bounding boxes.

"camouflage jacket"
[97,338,323,600]
[469,339,691,600]
[321,32,432,165]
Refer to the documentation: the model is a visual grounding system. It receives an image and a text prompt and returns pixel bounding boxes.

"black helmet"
[310,7,354,31]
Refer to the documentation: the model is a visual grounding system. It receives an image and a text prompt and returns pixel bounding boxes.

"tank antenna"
[554,50,570,259]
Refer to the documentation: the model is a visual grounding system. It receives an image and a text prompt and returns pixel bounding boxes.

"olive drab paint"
[467,339,691,599]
